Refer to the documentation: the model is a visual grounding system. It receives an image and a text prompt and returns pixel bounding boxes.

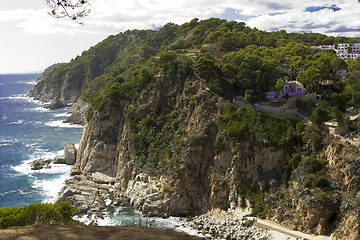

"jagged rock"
[89,172,115,184]
[57,177,111,214]
[70,164,82,176]
[126,174,192,217]
[54,155,66,164]
[45,96,67,110]
[64,142,77,165]
[30,158,52,170]
[64,112,84,125]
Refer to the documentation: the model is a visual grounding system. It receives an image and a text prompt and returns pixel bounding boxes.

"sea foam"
[45,120,83,128]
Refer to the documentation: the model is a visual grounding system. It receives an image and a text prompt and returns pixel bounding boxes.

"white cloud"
[1,1,360,39]
[246,1,360,37]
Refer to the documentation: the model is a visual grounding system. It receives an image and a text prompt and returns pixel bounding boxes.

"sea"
[0,73,83,208]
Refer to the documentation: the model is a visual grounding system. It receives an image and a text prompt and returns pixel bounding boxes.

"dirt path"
[252,217,332,240]
[0,225,204,240]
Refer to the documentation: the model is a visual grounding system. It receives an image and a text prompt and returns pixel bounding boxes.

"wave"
[32,173,71,203]
[18,81,36,85]
[54,112,70,117]
[45,120,83,129]
[11,150,73,203]
[0,137,20,147]
[0,95,46,105]
[0,189,18,197]
[12,149,69,176]
[8,119,23,125]
[32,106,50,112]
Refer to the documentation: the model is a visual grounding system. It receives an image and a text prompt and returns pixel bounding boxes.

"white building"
[336,43,360,60]
[312,43,360,60]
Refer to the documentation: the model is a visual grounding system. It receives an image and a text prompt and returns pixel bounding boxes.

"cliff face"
[69,68,290,218]
[29,18,360,239]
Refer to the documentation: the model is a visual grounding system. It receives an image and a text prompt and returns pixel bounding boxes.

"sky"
[1,0,360,74]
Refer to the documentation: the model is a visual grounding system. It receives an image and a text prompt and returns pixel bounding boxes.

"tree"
[298,65,320,92]
[194,52,218,79]
[158,51,178,75]
[310,101,330,125]
[46,0,90,22]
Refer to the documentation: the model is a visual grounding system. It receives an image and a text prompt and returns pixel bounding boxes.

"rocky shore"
[55,172,277,239]
[30,142,77,170]
[190,209,271,240]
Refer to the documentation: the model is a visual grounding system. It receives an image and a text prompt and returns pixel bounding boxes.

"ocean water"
[0,74,83,207]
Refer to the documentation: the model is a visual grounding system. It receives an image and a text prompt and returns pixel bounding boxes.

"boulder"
[54,155,66,164]
[64,142,77,165]
[89,172,115,184]
[31,159,52,170]
[45,96,67,110]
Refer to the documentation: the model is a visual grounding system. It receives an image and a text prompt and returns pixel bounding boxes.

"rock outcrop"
[64,99,89,125]
[30,159,52,170]
[54,155,66,164]
[57,175,111,214]
[45,96,67,110]
[124,173,192,217]
[64,143,77,165]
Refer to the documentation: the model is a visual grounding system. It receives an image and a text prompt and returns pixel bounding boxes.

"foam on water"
[32,172,71,203]
[19,81,36,85]
[8,119,23,125]
[45,120,83,128]
[32,107,50,112]
[54,112,70,117]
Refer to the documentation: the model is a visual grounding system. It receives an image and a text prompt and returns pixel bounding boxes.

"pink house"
[266,81,305,99]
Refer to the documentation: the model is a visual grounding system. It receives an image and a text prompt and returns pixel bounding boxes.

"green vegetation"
[214,139,225,155]
[0,202,80,229]
[218,104,294,145]
[310,101,331,125]
[288,152,301,170]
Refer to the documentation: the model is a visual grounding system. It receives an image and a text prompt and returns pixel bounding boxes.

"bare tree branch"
[46,0,91,24]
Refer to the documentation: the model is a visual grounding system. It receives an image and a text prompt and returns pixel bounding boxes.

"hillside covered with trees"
[27,18,360,239]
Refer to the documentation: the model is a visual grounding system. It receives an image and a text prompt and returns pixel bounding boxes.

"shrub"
[314,176,330,188]
[218,105,294,145]
[303,157,324,174]
[163,186,171,193]
[304,179,313,188]
[0,202,80,229]
[214,139,225,155]
[310,102,330,125]
[288,152,301,170]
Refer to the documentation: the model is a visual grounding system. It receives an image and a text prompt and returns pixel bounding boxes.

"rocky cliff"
[29,18,360,239]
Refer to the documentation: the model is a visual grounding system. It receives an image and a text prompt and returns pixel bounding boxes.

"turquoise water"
[0,74,83,207]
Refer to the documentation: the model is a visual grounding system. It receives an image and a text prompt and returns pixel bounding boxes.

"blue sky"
[1,0,360,74]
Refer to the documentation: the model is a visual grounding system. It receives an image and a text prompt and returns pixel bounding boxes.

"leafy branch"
[46,0,91,23]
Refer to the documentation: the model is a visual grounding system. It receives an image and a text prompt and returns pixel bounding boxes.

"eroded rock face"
[45,96,67,110]
[71,79,289,219]
[125,173,192,217]
[64,100,89,125]
[64,142,77,165]
[57,175,110,214]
